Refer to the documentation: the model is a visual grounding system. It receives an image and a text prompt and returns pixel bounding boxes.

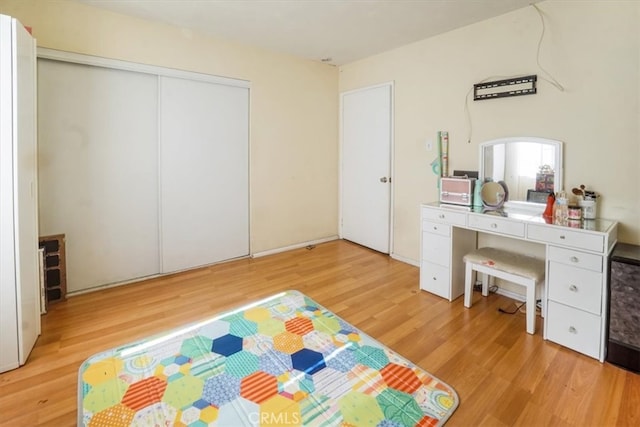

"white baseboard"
[68,255,252,297]
[69,237,341,297]
[390,253,419,267]
[67,274,162,297]
[251,236,339,258]
[494,286,526,302]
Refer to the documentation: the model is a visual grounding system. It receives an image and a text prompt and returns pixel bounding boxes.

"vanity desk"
[420,202,618,362]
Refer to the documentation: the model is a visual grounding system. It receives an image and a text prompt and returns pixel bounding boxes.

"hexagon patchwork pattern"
[380,363,423,394]
[162,375,204,409]
[180,336,213,360]
[357,345,390,370]
[291,348,326,375]
[202,373,240,407]
[79,290,458,425]
[240,371,278,403]
[285,316,314,335]
[211,334,243,356]
[82,357,124,385]
[224,350,259,378]
[257,318,286,337]
[154,354,191,382]
[83,377,130,413]
[121,377,167,411]
[273,331,304,354]
[258,350,292,376]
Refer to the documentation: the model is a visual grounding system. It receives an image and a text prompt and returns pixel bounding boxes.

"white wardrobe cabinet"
[0,14,41,373]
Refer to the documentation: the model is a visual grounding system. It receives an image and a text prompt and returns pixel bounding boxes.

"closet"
[37,51,249,293]
[159,77,249,273]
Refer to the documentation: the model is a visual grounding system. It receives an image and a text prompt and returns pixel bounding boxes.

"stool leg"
[481,273,489,297]
[526,279,536,334]
[464,262,473,308]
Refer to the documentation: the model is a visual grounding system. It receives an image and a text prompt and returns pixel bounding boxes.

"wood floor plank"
[493,386,533,426]
[553,355,605,424]
[0,240,636,426]
[618,371,640,426]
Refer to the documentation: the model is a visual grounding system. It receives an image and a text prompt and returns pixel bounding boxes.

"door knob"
[380,177,388,183]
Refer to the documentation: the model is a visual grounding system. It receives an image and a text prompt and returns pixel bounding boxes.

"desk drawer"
[467,214,525,238]
[548,246,603,272]
[548,261,603,315]
[422,220,450,237]
[421,207,467,227]
[420,261,451,299]
[546,301,601,359]
[527,223,604,252]
[421,231,450,267]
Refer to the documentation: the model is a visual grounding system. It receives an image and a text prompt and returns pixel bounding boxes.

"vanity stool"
[463,247,545,334]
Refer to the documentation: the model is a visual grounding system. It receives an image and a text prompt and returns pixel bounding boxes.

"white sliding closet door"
[159,77,249,273]
[38,60,159,292]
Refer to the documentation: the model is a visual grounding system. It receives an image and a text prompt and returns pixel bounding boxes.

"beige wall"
[0,0,339,254]
[2,0,638,266]
[340,0,640,262]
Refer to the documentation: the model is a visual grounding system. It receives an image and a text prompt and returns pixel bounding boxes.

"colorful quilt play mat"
[79,290,458,426]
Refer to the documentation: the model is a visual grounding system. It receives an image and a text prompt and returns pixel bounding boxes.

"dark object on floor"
[607,242,640,373]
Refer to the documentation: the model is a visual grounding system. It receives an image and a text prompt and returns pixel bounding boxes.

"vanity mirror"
[481,181,507,208]
[479,137,563,211]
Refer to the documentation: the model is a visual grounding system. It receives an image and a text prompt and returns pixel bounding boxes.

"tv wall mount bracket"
[473,75,537,101]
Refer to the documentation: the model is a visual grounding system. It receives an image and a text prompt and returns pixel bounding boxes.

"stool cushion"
[463,247,545,282]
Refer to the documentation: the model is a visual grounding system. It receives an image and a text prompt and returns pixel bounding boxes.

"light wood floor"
[1,240,638,426]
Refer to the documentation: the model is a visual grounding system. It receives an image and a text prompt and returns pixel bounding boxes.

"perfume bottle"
[473,180,483,209]
[554,190,569,224]
[543,192,555,219]
[581,190,597,219]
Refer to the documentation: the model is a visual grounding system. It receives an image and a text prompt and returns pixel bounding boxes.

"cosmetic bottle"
[554,190,569,224]
[473,180,483,209]
[543,192,555,219]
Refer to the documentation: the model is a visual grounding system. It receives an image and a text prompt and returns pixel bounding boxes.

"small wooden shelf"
[39,234,66,307]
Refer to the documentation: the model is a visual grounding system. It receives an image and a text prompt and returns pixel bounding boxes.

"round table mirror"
[481,181,507,208]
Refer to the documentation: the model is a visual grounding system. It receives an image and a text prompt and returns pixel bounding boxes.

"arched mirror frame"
[479,136,563,211]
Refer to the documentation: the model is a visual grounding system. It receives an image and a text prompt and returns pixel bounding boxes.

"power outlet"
[426,139,433,151]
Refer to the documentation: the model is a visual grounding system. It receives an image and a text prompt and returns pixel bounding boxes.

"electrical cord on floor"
[498,301,526,315]
[473,284,499,294]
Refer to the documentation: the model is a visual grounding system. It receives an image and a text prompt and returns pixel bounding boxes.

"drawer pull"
[438,214,445,219]
[560,235,566,240]
[569,284,578,292]
[432,276,437,280]
[570,256,579,263]
[491,223,498,229]
[433,226,438,231]
[569,326,577,334]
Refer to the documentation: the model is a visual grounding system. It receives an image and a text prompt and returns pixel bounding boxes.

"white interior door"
[341,83,392,253]
[159,76,249,273]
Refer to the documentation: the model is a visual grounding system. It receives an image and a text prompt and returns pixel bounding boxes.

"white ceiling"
[78,0,539,65]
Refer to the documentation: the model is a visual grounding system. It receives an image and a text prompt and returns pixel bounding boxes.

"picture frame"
[527,189,553,204]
